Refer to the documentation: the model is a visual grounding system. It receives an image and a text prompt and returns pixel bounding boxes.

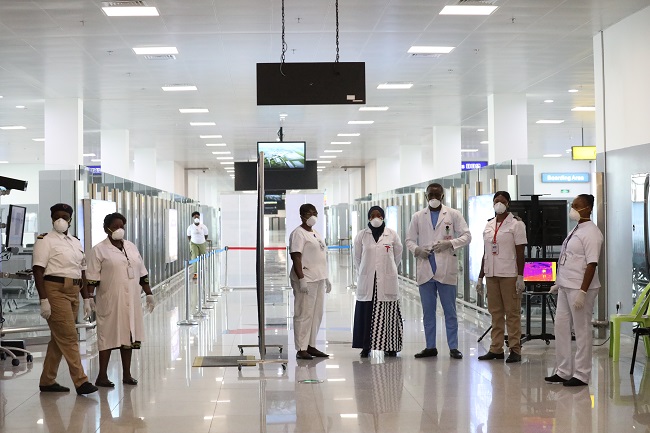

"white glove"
[476,279,485,297]
[549,285,559,295]
[146,294,155,313]
[516,275,525,295]
[432,240,453,253]
[298,278,309,293]
[83,298,94,320]
[573,290,586,310]
[40,299,51,320]
[325,279,332,294]
[414,247,431,260]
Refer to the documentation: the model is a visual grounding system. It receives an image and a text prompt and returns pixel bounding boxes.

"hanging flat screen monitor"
[258,141,306,169]
[5,205,26,248]
[235,161,318,191]
[572,146,596,160]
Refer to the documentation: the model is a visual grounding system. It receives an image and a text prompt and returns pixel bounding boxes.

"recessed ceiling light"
[216,156,233,160]
[571,106,596,112]
[317,166,326,169]
[320,155,337,159]
[162,85,197,91]
[407,46,455,54]
[133,47,178,55]
[543,154,563,158]
[460,149,479,153]
[0,160,8,164]
[200,135,222,139]
[568,89,579,93]
[566,148,572,153]
[279,113,288,117]
[179,108,209,114]
[377,83,413,90]
[220,161,235,165]
[439,5,498,15]
[91,159,101,162]
[359,106,389,111]
[0,125,26,130]
[205,143,227,147]
[190,122,216,126]
[480,141,489,144]
[0,96,3,98]
[347,121,374,125]
[338,133,360,137]
[477,128,485,132]
[331,141,351,145]
[83,153,96,157]
[212,151,231,155]
[544,99,554,103]
[317,169,323,172]
[340,414,358,418]
[102,6,159,17]
[317,160,332,164]
[324,150,343,153]
[536,120,565,124]
[15,105,25,109]
[249,159,257,162]
[32,138,45,142]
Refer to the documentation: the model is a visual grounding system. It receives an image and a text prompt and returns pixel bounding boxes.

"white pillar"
[376,157,400,193]
[133,148,157,187]
[101,129,129,179]
[487,94,528,165]
[399,145,423,187]
[433,126,461,178]
[157,160,176,194]
[44,98,83,169]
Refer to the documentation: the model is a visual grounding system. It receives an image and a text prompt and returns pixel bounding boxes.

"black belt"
[44,275,82,285]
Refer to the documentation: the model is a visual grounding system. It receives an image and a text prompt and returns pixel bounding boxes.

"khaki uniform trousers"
[40,279,88,388]
[190,242,207,273]
[486,276,522,355]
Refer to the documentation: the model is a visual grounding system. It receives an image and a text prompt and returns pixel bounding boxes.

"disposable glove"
[573,290,586,310]
[414,246,431,260]
[83,298,94,320]
[298,278,309,293]
[40,299,51,320]
[476,279,485,297]
[549,285,559,295]
[325,279,332,294]
[432,240,453,253]
[516,275,525,295]
[146,294,155,313]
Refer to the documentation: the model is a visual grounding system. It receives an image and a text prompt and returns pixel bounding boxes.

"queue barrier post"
[220,246,230,291]
[193,255,208,318]
[201,253,215,309]
[205,251,218,303]
[177,260,198,326]
[346,244,357,290]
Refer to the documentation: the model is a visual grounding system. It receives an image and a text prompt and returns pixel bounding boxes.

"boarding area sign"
[541,172,590,183]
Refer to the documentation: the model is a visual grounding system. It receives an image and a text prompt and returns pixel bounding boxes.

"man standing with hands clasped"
[406,183,471,360]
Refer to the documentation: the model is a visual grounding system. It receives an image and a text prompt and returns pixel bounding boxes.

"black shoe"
[449,349,463,359]
[563,377,588,387]
[360,349,370,358]
[414,348,438,358]
[296,350,313,360]
[307,346,330,358]
[505,352,521,363]
[39,383,70,393]
[545,374,568,385]
[478,351,505,361]
[95,379,115,388]
[385,351,397,357]
[76,382,98,395]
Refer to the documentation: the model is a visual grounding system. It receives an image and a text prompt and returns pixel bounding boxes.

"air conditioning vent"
[410,53,442,58]
[144,54,176,60]
[102,1,148,6]
[458,0,497,5]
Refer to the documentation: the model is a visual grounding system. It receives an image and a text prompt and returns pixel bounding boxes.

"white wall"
[529,158,595,198]
[365,160,377,196]
[376,157,400,194]
[0,164,42,204]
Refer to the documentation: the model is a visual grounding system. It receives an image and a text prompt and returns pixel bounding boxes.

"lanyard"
[493,219,505,243]
[560,225,579,256]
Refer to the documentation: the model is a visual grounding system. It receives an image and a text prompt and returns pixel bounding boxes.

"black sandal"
[122,377,138,385]
[95,379,115,388]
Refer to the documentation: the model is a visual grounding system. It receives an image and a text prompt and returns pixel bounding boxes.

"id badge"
[491,242,499,255]
[444,235,453,241]
[127,266,135,279]
[559,254,567,265]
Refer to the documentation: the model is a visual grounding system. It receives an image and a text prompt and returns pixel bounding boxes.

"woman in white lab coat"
[352,206,404,357]
[86,213,156,387]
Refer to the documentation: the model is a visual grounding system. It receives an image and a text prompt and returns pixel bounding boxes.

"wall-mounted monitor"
[258,141,305,169]
[571,146,596,160]
[235,161,318,191]
[5,205,26,248]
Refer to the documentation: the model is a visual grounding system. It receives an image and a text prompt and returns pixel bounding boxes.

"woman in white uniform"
[352,206,403,357]
[86,213,156,387]
[545,194,603,387]
[289,203,331,360]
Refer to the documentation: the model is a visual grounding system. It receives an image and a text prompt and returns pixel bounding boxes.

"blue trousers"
[418,279,458,350]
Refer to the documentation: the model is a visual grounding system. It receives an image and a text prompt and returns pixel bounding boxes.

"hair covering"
[367,206,386,242]
[368,206,385,220]
[50,203,73,218]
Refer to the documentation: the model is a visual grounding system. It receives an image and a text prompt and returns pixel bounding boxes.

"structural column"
[487,94,528,165]
[100,129,130,179]
[433,126,461,178]
[399,145,423,187]
[376,157,400,193]
[133,148,157,187]
[44,98,83,169]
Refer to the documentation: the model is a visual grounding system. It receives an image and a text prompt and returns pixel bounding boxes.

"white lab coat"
[405,205,471,286]
[354,227,403,301]
[86,238,148,351]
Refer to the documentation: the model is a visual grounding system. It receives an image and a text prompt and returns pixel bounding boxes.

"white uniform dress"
[86,238,148,351]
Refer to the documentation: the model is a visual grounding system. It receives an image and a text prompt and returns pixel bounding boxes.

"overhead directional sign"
[541,173,590,183]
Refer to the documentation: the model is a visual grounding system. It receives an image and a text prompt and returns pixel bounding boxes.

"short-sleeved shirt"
[32,230,86,278]
[556,220,603,290]
[482,213,527,277]
[187,223,208,244]
[289,226,328,282]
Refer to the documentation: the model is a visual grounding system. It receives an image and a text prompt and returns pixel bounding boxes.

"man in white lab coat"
[406,183,471,359]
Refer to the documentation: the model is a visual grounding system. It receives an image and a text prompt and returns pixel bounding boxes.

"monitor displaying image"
[523,259,557,283]
[258,141,305,169]
[5,205,26,248]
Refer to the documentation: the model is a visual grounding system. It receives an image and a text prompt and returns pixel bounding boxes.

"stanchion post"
[221,246,230,291]
[346,244,357,290]
[204,252,217,304]
[201,254,214,309]
[178,261,198,326]
[284,245,291,289]
[193,255,208,317]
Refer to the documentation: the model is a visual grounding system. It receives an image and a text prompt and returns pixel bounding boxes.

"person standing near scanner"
[187,211,208,278]
[32,203,98,395]
[289,203,332,360]
[476,191,527,363]
[545,194,603,387]
[406,183,471,360]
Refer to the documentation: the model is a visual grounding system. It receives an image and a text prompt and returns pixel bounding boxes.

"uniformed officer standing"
[32,203,98,395]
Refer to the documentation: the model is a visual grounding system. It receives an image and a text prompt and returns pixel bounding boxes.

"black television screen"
[235,161,318,191]
[509,200,567,247]
[5,205,26,248]
[258,141,305,169]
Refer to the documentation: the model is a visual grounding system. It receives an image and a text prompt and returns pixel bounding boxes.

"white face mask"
[369,218,383,228]
[493,202,507,215]
[110,228,125,241]
[428,199,441,209]
[53,218,69,233]
[305,215,317,227]
[194,218,200,224]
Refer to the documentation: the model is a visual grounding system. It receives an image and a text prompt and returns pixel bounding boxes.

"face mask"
[370,218,383,228]
[110,228,125,241]
[493,202,507,215]
[305,215,317,227]
[194,218,200,224]
[428,199,441,209]
[53,218,69,233]
[569,207,589,222]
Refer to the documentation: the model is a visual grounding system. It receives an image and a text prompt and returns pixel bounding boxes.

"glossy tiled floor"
[1,249,649,433]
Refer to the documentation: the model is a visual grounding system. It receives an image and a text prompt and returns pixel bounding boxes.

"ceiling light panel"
[211,151,231,155]
[377,83,413,90]
[162,85,197,91]
[319,155,337,159]
[536,120,565,124]
[543,154,563,158]
[571,107,596,112]
[338,133,360,137]
[200,135,222,139]
[133,47,178,55]
[0,126,26,130]
[190,122,216,126]
[331,141,351,145]
[179,108,209,113]
[347,121,374,125]
[205,143,227,147]
[407,46,455,54]
[359,106,389,111]
[102,5,159,16]
[324,150,343,153]
[439,5,498,15]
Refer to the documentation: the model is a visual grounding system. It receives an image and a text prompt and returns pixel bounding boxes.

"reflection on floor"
[0,249,649,432]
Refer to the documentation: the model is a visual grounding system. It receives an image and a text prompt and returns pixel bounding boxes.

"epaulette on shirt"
[513,215,523,222]
[487,217,495,222]
[37,233,48,239]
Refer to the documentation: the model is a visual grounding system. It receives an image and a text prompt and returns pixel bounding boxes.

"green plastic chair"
[610,283,650,362]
